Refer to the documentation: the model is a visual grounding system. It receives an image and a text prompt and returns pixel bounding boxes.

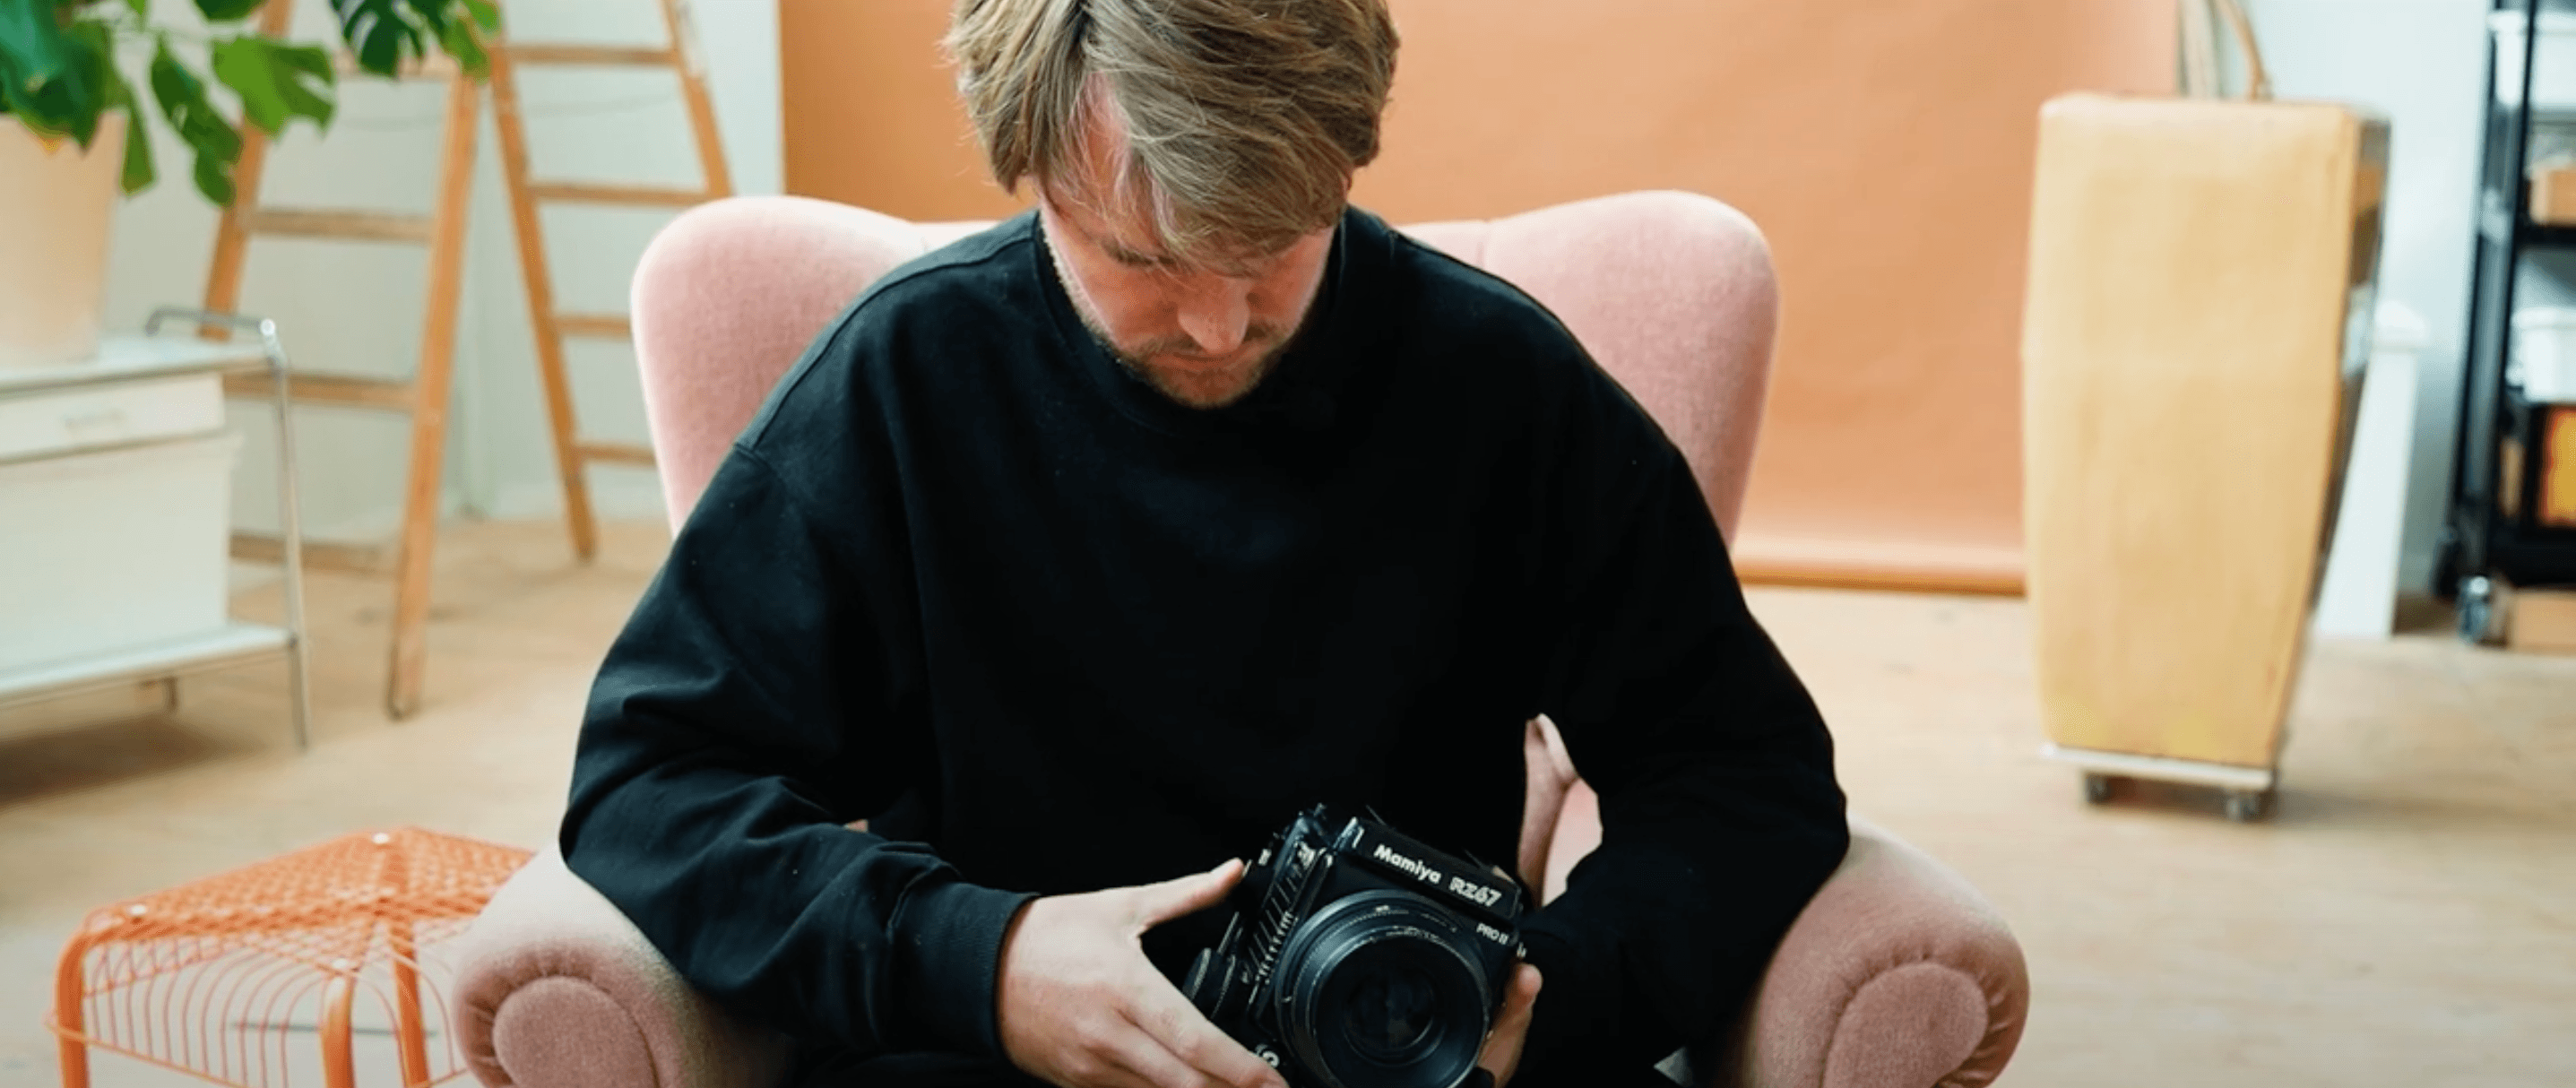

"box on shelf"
[2548,407,2576,530]
[2511,588,2576,652]
[2492,10,2576,109]
[2483,576,2576,654]
[2536,161,2576,226]
[2513,307,2576,402]
[0,430,241,673]
[2498,402,2576,531]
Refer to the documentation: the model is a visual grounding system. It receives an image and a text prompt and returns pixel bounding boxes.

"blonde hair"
[947,0,1398,261]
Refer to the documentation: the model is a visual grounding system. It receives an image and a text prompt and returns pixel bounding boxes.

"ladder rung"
[232,532,393,575]
[506,44,675,66]
[244,208,435,244]
[555,313,632,339]
[525,182,713,208]
[575,441,657,467]
[225,371,415,411]
[333,52,460,79]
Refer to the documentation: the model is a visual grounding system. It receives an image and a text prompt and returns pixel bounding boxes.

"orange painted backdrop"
[779,0,2176,592]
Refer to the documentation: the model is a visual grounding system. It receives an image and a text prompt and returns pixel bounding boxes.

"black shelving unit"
[2439,0,2576,632]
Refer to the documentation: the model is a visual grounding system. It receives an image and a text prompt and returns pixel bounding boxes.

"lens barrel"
[1273,890,1492,1088]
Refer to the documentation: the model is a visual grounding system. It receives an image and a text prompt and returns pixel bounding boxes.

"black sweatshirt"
[560,206,1849,1087]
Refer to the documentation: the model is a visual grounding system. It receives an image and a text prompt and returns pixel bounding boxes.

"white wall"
[2237,0,2501,606]
[98,0,781,544]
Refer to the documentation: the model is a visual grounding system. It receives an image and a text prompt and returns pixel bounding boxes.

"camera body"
[1180,806,1526,1088]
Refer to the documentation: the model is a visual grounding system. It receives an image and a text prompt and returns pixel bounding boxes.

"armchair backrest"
[628,190,1779,540]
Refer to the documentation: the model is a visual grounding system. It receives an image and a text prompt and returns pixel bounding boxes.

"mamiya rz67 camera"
[1180,806,1526,1088]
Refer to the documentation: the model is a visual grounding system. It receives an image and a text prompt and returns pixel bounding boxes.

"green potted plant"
[0,0,497,366]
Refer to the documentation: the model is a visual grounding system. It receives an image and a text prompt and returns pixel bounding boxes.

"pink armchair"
[453,192,2028,1088]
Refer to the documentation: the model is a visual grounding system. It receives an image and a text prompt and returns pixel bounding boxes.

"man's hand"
[1474,963,1543,1088]
[998,859,1288,1088]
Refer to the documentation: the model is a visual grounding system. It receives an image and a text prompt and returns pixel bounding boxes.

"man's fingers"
[1132,858,1245,928]
[1487,966,1538,1046]
[1475,963,1543,1088]
[1130,980,1284,1088]
[1101,1013,1230,1088]
[1495,962,1541,1036]
[1507,962,1543,1012]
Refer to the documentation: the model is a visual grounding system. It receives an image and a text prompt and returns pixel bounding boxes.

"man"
[558,0,1849,1085]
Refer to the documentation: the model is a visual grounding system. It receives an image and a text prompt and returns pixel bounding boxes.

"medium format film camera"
[1180,807,1526,1088]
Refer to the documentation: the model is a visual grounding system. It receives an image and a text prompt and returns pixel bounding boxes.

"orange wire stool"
[48,828,532,1088]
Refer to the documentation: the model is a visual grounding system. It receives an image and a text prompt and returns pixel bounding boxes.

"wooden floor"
[0,518,2570,1088]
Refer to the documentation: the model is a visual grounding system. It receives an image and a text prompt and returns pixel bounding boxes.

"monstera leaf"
[150,39,242,203]
[0,0,71,93]
[1,0,108,143]
[212,36,333,134]
[3,0,497,204]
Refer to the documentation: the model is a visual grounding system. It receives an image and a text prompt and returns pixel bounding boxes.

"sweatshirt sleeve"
[1510,371,1851,1080]
[558,439,1032,1059]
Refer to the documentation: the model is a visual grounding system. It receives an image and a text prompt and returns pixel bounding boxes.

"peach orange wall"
[780,0,2177,593]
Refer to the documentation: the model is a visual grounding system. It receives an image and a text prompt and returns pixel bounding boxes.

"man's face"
[1037,102,1337,410]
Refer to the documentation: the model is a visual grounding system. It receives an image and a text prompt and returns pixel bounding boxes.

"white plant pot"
[0,114,125,367]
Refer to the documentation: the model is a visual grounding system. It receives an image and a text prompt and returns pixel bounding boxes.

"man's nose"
[1174,274,1252,358]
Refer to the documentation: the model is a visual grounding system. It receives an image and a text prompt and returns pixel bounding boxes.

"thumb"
[1476,963,1543,1088]
[1500,963,1542,1025]
[1134,858,1246,928]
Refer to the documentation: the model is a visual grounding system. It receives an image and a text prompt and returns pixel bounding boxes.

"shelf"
[0,337,272,396]
[2470,182,2576,246]
[2504,385,2546,422]
[0,622,292,709]
[2487,531,2576,585]
[2524,221,2576,247]
[0,315,310,748]
[2451,0,2576,600]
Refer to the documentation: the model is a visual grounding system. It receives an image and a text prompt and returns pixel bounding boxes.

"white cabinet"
[0,323,310,747]
[0,430,240,668]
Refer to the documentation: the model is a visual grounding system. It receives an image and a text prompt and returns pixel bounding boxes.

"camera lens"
[1273,891,1491,1088]
[1344,965,1438,1062]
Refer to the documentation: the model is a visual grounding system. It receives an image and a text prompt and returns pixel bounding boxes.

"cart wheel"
[2082,773,2116,804]
[2223,790,2269,823]
[2457,575,2495,644]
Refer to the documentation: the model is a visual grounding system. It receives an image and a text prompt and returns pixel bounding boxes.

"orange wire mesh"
[48,828,533,1088]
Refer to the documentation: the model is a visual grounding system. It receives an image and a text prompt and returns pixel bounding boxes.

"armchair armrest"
[1546,785,2026,1088]
[454,846,794,1088]
[454,816,2026,1088]
[1724,815,2028,1088]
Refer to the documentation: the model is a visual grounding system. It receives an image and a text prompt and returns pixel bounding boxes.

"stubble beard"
[1049,240,1293,410]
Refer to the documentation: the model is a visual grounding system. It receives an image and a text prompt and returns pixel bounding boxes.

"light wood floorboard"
[0,519,2568,1087]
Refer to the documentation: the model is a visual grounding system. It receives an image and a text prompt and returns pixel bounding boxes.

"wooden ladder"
[492,0,731,562]
[207,0,476,721]
[206,0,729,718]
